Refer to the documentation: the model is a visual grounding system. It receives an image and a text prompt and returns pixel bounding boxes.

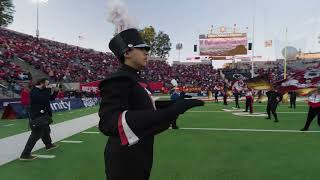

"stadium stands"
[1,27,319,93]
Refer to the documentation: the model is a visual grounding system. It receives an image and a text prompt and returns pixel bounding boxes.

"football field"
[1,101,320,180]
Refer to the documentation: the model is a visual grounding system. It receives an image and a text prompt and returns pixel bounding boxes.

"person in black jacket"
[223,83,228,105]
[20,78,59,160]
[288,90,297,109]
[234,90,240,109]
[170,90,193,129]
[213,85,219,103]
[265,87,283,122]
[244,88,254,113]
[99,28,204,180]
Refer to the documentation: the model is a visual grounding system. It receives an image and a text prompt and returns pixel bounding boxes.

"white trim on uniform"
[121,111,139,146]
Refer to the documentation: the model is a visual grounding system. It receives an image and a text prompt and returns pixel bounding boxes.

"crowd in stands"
[0,50,31,83]
[140,61,225,91]
[0,28,225,91]
[172,64,223,91]
[0,47,32,96]
[0,28,120,83]
[1,27,319,95]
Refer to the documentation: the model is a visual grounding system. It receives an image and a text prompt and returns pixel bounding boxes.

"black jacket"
[266,90,282,104]
[99,65,183,179]
[29,87,57,120]
[288,91,297,100]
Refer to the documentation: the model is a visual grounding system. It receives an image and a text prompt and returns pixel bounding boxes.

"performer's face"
[125,48,149,70]
[41,80,50,89]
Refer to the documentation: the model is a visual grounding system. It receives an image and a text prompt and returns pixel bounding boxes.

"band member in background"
[222,90,228,105]
[214,85,219,103]
[222,83,228,105]
[288,90,297,109]
[244,88,253,113]
[265,87,283,122]
[257,90,263,103]
[300,87,320,131]
[170,88,181,129]
[233,86,241,109]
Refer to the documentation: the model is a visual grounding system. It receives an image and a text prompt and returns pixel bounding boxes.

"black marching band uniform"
[301,88,320,131]
[244,89,253,113]
[265,89,282,122]
[233,88,240,109]
[222,84,228,105]
[98,29,204,180]
[214,85,219,103]
[288,91,297,109]
[20,82,58,159]
[171,91,193,129]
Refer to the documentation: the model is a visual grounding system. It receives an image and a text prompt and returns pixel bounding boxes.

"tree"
[139,26,156,55]
[153,31,171,58]
[140,26,172,58]
[139,26,156,46]
[0,0,15,27]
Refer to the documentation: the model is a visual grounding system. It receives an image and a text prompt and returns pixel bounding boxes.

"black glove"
[171,99,204,114]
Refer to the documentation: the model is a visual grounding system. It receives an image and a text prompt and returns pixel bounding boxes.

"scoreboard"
[199,33,248,57]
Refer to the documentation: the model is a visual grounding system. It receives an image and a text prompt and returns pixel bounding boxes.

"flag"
[78,35,84,40]
[277,68,320,93]
[264,40,272,48]
[247,74,272,90]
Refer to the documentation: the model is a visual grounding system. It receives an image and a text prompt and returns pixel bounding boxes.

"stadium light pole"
[176,43,183,61]
[34,0,48,39]
[36,0,39,38]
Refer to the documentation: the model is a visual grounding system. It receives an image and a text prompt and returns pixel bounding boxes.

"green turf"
[0,106,98,139]
[1,101,320,180]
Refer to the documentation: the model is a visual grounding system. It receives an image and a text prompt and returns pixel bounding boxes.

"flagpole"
[251,0,256,78]
[284,27,288,80]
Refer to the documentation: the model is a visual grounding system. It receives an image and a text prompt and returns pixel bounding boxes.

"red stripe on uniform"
[118,112,128,146]
[138,82,148,88]
[309,102,320,108]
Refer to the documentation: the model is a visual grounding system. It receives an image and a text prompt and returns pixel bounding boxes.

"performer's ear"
[124,49,133,59]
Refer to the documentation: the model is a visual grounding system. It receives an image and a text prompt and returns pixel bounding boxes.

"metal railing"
[0,84,20,99]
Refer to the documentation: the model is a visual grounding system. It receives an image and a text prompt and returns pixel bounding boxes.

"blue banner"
[50,98,100,112]
[0,98,20,110]
[1,98,100,119]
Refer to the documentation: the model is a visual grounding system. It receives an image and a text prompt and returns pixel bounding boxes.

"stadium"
[0,0,320,180]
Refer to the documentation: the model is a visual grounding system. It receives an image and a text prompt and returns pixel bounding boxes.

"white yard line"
[81,131,100,134]
[180,127,320,133]
[232,112,267,117]
[204,103,308,107]
[189,111,306,114]
[60,140,83,144]
[33,154,56,159]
